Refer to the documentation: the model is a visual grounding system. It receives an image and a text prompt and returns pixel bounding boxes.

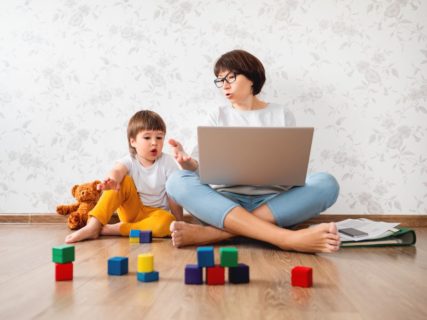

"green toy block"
[219,247,238,267]
[52,245,75,263]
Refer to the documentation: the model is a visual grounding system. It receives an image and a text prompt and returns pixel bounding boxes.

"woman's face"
[216,69,254,102]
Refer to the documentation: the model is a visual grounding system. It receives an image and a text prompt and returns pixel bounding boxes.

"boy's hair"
[127,110,166,156]
[213,49,266,95]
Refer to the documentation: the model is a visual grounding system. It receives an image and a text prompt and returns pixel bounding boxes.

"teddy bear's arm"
[56,203,80,216]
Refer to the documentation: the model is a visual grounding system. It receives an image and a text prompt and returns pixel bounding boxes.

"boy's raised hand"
[96,178,120,191]
[168,138,197,171]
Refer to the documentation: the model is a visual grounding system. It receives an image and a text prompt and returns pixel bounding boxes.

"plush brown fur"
[56,180,102,230]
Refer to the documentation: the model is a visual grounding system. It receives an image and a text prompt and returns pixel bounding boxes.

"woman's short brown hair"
[214,49,266,95]
[127,110,166,156]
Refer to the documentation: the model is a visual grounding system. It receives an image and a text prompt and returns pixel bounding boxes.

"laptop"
[197,126,314,186]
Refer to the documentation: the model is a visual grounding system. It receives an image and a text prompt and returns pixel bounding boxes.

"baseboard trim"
[0,213,426,227]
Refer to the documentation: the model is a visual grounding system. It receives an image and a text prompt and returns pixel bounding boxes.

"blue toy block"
[185,264,203,285]
[229,263,250,284]
[129,229,140,238]
[108,256,129,276]
[137,271,159,282]
[197,246,215,267]
[139,230,152,243]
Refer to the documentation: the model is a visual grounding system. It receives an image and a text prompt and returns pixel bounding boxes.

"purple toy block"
[185,264,203,285]
[228,263,250,284]
[139,230,152,243]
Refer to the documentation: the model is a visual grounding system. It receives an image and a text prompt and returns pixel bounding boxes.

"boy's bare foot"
[65,217,103,243]
[169,221,234,248]
[100,223,122,236]
[282,222,340,253]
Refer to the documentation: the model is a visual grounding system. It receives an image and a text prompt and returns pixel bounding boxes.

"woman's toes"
[329,243,340,252]
[327,239,339,246]
[170,221,185,232]
[171,230,181,246]
[329,222,338,234]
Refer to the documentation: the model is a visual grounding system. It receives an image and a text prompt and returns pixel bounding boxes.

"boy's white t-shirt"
[117,153,179,210]
[191,103,297,195]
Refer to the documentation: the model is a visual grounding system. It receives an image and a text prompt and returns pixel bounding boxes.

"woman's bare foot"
[170,218,340,253]
[169,221,234,248]
[282,222,340,253]
[100,223,122,236]
[65,217,103,243]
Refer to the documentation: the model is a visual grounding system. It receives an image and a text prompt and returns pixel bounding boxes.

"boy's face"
[130,130,165,165]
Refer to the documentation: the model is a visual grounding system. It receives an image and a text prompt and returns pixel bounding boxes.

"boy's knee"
[121,175,132,184]
[121,175,136,190]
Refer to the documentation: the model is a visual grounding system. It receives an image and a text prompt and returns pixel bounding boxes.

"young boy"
[65,110,183,243]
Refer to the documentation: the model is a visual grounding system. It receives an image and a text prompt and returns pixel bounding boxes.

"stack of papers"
[336,218,400,242]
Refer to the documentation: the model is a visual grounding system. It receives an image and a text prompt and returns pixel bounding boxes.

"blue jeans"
[166,170,339,229]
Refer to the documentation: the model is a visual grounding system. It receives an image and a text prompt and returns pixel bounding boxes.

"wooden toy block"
[129,229,140,238]
[137,271,159,282]
[291,266,313,288]
[185,264,203,285]
[139,230,152,243]
[52,245,75,264]
[138,253,154,273]
[229,263,250,284]
[206,265,225,285]
[197,246,214,267]
[129,237,139,244]
[108,257,129,276]
[55,262,73,281]
[219,247,238,267]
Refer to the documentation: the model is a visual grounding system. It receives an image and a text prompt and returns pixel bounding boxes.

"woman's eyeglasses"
[214,72,239,88]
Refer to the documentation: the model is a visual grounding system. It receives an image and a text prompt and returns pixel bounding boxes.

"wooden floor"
[0,225,426,320]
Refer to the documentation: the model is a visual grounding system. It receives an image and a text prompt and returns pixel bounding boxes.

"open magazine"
[337,218,399,241]
[335,218,416,247]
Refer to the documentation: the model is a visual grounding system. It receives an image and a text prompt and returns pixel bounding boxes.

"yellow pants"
[89,175,175,237]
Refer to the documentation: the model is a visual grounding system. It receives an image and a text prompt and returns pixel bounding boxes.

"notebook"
[197,126,314,186]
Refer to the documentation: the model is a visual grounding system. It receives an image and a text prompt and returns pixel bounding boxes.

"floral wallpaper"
[0,0,426,214]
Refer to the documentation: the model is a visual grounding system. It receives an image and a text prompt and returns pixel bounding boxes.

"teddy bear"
[56,180,102,230]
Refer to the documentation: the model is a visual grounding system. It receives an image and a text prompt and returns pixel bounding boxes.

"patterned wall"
[0,0,426,214]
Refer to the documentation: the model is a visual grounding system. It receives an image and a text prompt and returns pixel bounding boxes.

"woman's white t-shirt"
[117,153,179,210]
[191,103,296,195]
[208,102,296,128]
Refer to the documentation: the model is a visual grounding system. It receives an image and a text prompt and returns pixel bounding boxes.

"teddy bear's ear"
[71,184,79,197]
[92,180,102,189]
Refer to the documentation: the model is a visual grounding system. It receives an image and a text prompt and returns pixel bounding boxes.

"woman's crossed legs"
[167,170,341,253]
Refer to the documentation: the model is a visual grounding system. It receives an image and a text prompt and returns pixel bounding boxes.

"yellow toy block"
[129,237,139,244]
[138,253,154,273]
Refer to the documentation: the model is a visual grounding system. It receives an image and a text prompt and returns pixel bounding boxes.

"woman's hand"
[169,138,198,171]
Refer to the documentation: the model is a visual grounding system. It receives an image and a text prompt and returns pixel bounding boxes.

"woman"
[167,50,340,253]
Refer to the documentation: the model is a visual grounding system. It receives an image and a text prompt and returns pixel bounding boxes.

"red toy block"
[55,262,73,281]
[291,266,312,287]
[206,265,225,285]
